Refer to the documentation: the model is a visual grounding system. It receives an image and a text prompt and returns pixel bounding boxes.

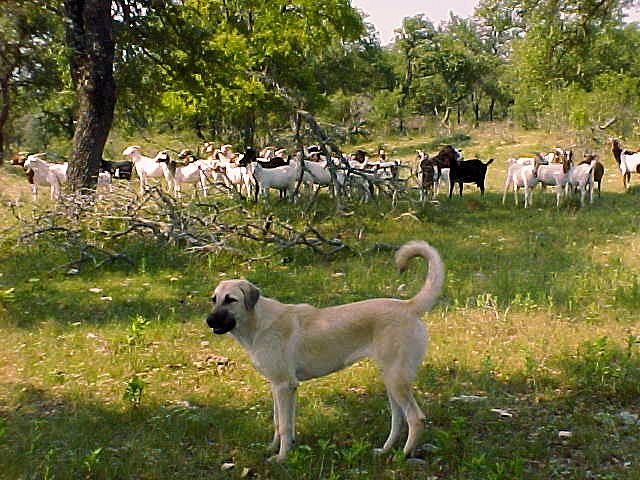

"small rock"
[450,394,488,403]
[558,431,572,439]
[88,287,103,294]
[490,408,513,418]
[221,462,235,471]
[617,411,639,425]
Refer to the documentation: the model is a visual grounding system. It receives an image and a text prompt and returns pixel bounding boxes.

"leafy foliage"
[4,0,640,153]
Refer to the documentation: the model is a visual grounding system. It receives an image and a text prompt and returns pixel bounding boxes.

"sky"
[351,0,477,44]
[351,0,640,45]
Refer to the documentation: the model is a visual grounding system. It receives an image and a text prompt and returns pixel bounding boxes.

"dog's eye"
[211,295,217,304]
[223,295,237,304]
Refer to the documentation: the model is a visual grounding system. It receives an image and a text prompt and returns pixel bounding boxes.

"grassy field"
[1,124,640,479]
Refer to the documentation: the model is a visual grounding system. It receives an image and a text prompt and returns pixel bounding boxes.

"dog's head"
[206,279,260,335]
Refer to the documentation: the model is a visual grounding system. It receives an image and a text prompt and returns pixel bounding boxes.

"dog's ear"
[239,281,260,310]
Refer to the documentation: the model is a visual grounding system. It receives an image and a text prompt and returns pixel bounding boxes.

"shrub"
[562,336,640,400]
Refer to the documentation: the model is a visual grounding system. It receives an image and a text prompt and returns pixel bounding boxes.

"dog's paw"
[267,454,287,464]
[267,440,279,453]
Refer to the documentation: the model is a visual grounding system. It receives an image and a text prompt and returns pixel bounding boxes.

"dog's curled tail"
[395,241,445,314]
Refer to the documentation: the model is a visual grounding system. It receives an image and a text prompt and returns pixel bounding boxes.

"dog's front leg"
[268,385,280,452]
[268,381,297,463]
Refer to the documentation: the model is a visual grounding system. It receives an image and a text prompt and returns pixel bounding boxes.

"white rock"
[449,395,488,403]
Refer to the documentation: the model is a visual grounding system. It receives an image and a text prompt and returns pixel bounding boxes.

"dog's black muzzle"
[206,309,237,334]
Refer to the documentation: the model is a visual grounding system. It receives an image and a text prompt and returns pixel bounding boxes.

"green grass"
[1,125,640,479]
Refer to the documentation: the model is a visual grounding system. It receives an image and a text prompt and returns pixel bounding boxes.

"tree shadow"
[2,345,640,479]
[2,188,639,329]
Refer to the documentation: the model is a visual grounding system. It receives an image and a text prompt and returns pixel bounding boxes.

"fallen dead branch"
[8,182,357,271]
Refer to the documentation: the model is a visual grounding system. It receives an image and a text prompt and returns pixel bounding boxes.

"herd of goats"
[8,137,640,208]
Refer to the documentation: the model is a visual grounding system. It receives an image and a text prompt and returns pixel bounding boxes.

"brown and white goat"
[580,153,604,196]
[11,152,35,185]
[610,138,640,190]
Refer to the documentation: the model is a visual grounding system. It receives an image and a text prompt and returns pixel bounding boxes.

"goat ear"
[240,281,260,310]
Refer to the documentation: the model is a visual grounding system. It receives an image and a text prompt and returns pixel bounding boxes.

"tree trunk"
[64,0,116,192]
[440,106,451,130]
[489,98,495,122]
[243,110,255,147]
[0,76,11,165]
[473,96,480,128]
[293,111,302,150]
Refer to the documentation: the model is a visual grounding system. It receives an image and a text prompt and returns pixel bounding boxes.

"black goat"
[448,157,494,198]
[100,159,133,180]
[239,147,289,168]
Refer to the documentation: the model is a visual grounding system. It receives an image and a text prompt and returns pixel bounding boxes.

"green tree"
[115,0,366,146]
[508,0,635,127]
[393,14,436,133]
[0,0,60,161]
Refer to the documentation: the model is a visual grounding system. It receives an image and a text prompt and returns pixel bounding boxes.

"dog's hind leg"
[374,324,426,458]
[384,375,425,457]
[374,391,405,454]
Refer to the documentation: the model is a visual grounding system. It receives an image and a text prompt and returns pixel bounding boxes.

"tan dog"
[206,241,444,462]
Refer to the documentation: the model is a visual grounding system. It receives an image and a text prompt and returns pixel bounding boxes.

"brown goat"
[580,153,604,196]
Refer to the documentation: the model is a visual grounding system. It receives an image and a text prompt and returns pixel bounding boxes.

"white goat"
[122,145,168,192]
[301,159,336,188]
[620,151,640,189]
[567,159,596,207]
[253,159,301,201]
[536,159,571,208]
[516,148,567,166]
[514,157,536,166]
[194,159,227,193]
[434,168,450,196]
[97,171,113,193]
[155,152,215,197]
[223,163,254,197]
[502,159,538,208]
[23,154,68,200]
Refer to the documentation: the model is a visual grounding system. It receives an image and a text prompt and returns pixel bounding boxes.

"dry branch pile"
[7,183,353,271]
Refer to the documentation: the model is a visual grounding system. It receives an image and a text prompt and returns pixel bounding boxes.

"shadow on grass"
[1,189,639,329]
[0,381,271,479]
[3,349,640,480]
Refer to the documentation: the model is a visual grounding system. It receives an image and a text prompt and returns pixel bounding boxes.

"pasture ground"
[1,124,640,479]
